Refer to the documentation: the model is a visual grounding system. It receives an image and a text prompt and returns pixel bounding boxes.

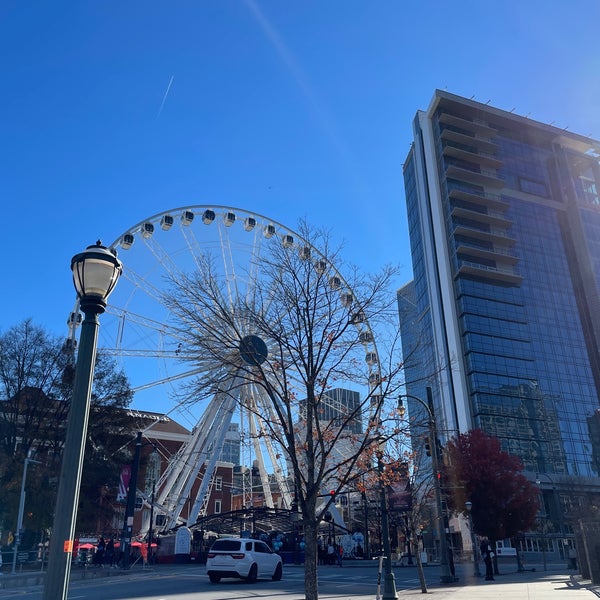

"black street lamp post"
[120,432,143,569]
[377,438,398,600]
[146,446,160,565]
[118,435,162,570]
[535,472,564,569]
[362,488,370,559]
[465,501,481,577]
[397,387,454,584]
[147,480,156,564]
[535,473,562,530]
[43,242,122,600]
[403,514,413,565]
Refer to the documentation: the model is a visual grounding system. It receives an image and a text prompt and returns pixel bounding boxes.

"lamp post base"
[382,572,398,600]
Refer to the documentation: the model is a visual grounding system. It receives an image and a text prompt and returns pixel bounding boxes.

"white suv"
[206,537,283,583]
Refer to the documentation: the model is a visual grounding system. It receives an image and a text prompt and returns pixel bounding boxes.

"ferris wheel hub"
[239,334,268,366]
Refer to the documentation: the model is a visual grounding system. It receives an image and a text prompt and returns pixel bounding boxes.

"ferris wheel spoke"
[247,408,275,508]
[250,384,293,508]
[158,378,239,527]
[141,234,187,280]
[215,219,239,312]
[120,265,167,307]
[129,366,206,393]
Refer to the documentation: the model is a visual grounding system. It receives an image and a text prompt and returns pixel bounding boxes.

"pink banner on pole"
[117,465,131,501]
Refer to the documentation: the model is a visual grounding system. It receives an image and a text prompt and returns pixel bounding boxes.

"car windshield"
[211,540,242,552]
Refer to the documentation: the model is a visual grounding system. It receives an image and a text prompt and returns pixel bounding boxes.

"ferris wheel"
[69,206,381,530]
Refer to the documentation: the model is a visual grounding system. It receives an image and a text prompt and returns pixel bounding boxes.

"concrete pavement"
[406,565,598,600]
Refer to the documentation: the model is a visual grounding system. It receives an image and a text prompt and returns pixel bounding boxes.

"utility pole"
[12,452,41,573]
[120,432,142,569]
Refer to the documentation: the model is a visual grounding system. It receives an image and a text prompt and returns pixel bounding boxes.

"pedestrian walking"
[327,540,335,565]
[480,539,494,581]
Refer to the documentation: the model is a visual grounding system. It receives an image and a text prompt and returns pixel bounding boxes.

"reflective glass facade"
[401,92,600,493]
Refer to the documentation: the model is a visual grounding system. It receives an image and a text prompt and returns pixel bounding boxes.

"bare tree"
[162,221,404,599]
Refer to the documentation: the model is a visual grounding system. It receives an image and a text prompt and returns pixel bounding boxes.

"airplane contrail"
[156,75,174,119]
[243,0,368,196]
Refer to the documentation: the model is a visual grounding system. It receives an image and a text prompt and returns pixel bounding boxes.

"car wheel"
[246,563,258,583]
[272,562,283,581]
[208,573,221,583]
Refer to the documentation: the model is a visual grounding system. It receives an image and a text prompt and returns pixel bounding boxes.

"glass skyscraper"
[400,90,600,512]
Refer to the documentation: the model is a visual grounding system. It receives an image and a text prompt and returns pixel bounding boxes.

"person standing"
[480,539,494,581]
[94,537,105,567]
[105,539,115,567]
[327,540,335,565]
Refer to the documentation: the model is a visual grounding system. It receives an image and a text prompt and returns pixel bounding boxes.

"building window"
[214,500,222,514]
[518,177,548,197]
[215,476,223,491]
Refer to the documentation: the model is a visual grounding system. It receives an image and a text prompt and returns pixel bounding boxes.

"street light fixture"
[465,501,481,577]
[43,242,122,600]
[397,386,454,584]
[376,437,398,600]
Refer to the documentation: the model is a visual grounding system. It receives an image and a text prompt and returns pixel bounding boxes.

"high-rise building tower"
[400,90,600,505]
[220,422,241,466]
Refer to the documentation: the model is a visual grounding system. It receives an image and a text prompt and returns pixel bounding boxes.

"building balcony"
[439,112,498,137]
[449,189,509,212]
[440,128,499,154]
[457,260,523,286]
[452,205,513,228]
[443,145,503,170]
[456,242,519,266]
[453,223,516,246]
[446,164,504,188]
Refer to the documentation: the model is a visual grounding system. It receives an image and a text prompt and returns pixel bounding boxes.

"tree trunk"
[492,539,499,575]
[303,516,319,600]
[414,537,428,593]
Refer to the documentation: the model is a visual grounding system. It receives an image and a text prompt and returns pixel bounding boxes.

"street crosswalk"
[284,568,422,589]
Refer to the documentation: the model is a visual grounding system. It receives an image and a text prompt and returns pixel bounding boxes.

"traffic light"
[424,437,431,457]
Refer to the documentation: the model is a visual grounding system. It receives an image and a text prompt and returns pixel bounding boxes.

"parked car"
[206,537,283,583]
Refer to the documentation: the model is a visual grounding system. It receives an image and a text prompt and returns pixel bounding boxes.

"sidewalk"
[409,565,599,600]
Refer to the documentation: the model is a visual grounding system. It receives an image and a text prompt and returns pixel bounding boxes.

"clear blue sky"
[2,0,599,340]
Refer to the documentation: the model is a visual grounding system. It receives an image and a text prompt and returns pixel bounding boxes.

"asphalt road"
[0,563,427,600]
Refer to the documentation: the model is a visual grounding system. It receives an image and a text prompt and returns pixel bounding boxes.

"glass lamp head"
[71,240,123,314]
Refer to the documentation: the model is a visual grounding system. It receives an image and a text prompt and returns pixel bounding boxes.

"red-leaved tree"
[443,429,539,545]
